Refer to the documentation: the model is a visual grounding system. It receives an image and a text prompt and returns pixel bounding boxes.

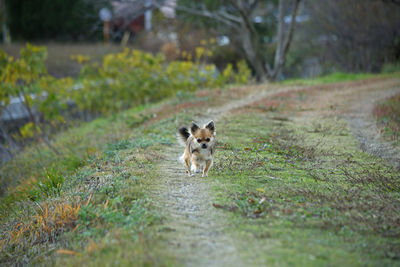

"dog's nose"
[202,143,207,149]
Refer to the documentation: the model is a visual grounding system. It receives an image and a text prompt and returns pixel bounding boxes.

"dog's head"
[191,121,216,150]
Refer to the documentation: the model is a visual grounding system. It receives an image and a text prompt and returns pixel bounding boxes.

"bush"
[71,47,251,115]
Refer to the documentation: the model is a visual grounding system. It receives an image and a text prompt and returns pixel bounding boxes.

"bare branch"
[271,0,302,79]
[153,0,241,28]
[281,0,301,64]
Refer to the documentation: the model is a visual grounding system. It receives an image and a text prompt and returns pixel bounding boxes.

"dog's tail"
[177,126,190,146]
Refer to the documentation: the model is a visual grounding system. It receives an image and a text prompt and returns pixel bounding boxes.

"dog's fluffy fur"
[177,121,216,177]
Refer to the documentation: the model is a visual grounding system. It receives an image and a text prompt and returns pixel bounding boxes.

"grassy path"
[146,88,296,266]
[149,145,245,266]
[147,77,400,265]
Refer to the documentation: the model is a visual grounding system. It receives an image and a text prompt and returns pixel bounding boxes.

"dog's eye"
[197,139,202,143]
[206,138,210,142]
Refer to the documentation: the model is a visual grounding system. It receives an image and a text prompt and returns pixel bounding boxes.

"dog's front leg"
[202,159,212,177]
[184,155,193,176]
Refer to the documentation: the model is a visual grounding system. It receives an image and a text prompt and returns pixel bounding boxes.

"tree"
[155,0,302,82]
[305,0,400,72]
[5,0,109,41]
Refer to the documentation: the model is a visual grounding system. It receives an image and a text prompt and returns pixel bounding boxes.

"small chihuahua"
[177,121,216,177]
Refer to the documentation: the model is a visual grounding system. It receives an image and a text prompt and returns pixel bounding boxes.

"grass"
[373,93,400,142]
[283,71,400,86]
[0,83,200,265]
[209,112,400,265]
[0,114,184,266]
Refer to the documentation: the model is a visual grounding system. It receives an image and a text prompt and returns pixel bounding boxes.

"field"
[0,44,400,265]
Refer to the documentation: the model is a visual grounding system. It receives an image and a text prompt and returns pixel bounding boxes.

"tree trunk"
[240,27,269,82]
[269,0,301,81]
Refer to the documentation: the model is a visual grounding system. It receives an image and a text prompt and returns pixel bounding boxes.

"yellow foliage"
[20,122,37,139]
[195,47,206,61]
[70,54,90,64]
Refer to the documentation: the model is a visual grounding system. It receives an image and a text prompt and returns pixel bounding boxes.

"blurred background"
[1,0,400,78]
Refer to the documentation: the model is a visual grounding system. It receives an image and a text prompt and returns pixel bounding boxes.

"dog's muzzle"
[201,144,208,149]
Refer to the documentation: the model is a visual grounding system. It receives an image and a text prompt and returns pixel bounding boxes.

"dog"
[177,121,216,177]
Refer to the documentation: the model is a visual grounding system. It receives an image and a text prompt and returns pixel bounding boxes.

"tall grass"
[373,93,400,141]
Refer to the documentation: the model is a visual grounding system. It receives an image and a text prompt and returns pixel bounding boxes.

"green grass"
[208,112,400,265]
[282,71,400,86]
[0,87,197,265]
[373,93,400,142]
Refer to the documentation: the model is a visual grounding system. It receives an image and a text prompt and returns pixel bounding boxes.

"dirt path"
[148,87,296,266]
[345,86,400,168]
[148,78,400,266]
[150,145,244,266]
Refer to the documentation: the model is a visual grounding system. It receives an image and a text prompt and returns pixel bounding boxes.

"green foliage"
[71,48,250,115]
[382,62,400,74]
[0,44,69,142]
[283,72,377,85]
[36,169,65,198]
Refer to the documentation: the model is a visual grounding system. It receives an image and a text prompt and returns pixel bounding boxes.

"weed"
[373,93,400,141]
[1,201,80,258]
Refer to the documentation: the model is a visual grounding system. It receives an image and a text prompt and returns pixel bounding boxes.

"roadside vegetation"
[373,93,400,142]
[283,71,400,86]
[0,94,196,265]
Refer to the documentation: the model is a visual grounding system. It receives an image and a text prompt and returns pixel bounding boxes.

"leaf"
[256,188,265,193]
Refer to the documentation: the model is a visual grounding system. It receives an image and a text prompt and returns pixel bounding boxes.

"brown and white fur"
[177,121,216,177]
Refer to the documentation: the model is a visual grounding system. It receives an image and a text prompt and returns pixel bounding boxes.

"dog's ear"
[205,120,215,132]
[191,122,200,134]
